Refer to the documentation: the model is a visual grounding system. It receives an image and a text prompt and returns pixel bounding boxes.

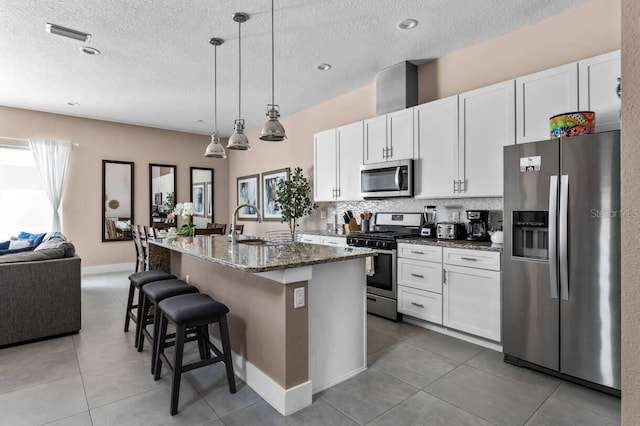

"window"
[0,146,52,239]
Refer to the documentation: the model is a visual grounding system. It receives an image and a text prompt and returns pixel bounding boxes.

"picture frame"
[236,174,260,221]
[192,183,205,216]
[206,182,212,218]
[261,168,290,221]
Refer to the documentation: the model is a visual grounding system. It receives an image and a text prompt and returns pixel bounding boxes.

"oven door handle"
[371,248,395,255]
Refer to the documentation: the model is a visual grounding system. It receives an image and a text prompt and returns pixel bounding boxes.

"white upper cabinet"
[459,80,515,197]
[313,129,337,202]
[336,121,364,201]
[516,63,579,144]
[386,108,414,161]
[364,109,414,164]
[414,95,459,198]
[313,122,363,202]
[363,115,387,164]
[578,50,621,132]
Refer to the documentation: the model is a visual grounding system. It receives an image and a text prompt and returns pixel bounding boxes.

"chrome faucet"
[230,203,262,243]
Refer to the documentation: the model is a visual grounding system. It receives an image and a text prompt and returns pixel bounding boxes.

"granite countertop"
[397,236,503,252]
[300,230,348,238]
[150,235,374,273]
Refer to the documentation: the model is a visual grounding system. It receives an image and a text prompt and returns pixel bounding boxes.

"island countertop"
[149,235,375,273]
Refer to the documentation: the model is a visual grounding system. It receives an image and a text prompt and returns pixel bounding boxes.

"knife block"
[347,218,359,231]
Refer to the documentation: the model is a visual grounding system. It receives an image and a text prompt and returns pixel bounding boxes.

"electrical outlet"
[294,287,305,309]
[320,209,327,219]
[185,274,190,284]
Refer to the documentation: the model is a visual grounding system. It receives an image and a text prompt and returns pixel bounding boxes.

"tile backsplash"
[315,197,504,231]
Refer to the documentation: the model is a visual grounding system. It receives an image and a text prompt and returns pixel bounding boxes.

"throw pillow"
[0,241,9,250]
[9,239,34,250]
[0,245,35,256]
[18,231,47,247]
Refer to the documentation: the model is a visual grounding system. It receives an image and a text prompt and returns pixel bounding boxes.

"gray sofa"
[0,237,81,347]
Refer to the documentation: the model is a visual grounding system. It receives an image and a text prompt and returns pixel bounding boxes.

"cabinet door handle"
[387,146,393,158]
[411,302,425,308]
[459,179,465,192]
[460,257,478,261]
[382,147,387,158]
[410,273,425,279]
[453,180,458,193]
[443,269,447,284]
[327,242,339,245]
[410,250,424,255]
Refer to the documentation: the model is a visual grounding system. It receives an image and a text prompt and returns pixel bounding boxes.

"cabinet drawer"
[398,243,442,262]
[299,234,321,244]
[397,258,442,293]
[443,248,500,271]
[398,286,442,324]
[320,236,347,248]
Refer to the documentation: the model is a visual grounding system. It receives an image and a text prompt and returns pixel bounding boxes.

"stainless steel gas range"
[346,212,422,321]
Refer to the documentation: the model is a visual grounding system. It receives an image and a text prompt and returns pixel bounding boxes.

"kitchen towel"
[365,256,375,276]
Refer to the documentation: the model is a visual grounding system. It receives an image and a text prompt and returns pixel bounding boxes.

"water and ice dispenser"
[512,211,549,260]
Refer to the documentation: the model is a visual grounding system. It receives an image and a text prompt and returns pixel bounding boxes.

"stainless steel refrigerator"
[503,130,620,393]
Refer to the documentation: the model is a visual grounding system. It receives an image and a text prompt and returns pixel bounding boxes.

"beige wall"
[0,106,229,266]
[621,0,640,423]
[232,0,621,234]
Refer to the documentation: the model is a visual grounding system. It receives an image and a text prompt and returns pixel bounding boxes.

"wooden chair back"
[207,222,227,234]
[230,224,244,235]
[131,225,145,273]
[195,227,225,236]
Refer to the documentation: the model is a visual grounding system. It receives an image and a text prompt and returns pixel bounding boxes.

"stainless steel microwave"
[360,159,413,199]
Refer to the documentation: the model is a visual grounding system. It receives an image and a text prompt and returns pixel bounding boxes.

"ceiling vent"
[46,23,91,42]
[376,61,418,115]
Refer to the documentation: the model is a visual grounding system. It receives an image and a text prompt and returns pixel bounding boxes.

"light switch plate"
[294,287,305,309]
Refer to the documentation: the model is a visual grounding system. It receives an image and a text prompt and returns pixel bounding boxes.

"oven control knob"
[377,241,385,249]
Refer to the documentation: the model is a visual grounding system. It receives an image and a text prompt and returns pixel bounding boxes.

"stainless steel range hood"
[376,61,418,115]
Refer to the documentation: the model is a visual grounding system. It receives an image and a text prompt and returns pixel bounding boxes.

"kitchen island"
[148,235,374,416]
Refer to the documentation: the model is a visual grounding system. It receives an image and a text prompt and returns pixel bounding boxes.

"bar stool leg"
[154,312,168,381]
[219,315,237,393]
[200,326,212,360]
[133,288,146,348]
[124,284,136,332]
[137,294,150,352]
[170,325,186,416]
[150,305,162,374]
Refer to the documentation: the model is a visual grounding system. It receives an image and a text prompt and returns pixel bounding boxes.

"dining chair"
[131,226,146,273]
[207,222,227,234]
[230,224,244,235]
[195,227,225,236]
[265,230,293,243]
[139,225,150,271]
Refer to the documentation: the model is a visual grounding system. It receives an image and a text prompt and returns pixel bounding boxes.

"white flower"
[173,202,195,220]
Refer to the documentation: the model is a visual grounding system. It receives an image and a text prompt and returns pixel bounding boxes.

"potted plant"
[274,167,317,241]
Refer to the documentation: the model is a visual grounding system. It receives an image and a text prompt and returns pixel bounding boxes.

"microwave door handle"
[395,167,402,190]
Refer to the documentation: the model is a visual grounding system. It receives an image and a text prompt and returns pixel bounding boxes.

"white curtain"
[28,139,71,233]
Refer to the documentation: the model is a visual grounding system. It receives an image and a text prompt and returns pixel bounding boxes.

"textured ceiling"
[0,0,590,137]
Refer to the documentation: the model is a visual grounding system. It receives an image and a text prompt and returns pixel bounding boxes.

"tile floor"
[0,271,621,425]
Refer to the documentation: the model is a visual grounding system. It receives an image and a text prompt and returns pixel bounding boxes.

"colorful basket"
[550,111,595,139]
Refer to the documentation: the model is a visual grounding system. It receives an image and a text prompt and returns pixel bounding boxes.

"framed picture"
[236,174,260,221]
[206,182,213,218]
[261,168,290,221]
[192,183,205,216]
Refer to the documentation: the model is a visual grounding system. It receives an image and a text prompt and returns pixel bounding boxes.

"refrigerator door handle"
[559,175,569,301]
[549,175,559,300]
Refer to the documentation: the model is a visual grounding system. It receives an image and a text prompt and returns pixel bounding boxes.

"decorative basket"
[550,111,595,139]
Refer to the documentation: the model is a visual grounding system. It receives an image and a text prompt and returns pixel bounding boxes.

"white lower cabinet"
[320,236,347,248]
[398,286,442,325]
[443,264,501,341]
[299,234,321,244]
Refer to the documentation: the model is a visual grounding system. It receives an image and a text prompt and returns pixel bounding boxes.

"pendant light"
[259,0,287,141]
[204,37,226,158]
[227,12,250,150]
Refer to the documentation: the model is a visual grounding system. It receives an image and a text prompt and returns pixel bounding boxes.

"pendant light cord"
[238,18,242,120]
[214,44,218,131]
[271,0,275,106]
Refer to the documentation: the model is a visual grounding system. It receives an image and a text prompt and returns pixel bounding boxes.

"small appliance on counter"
[420,205,437,238]
[436,222,466,240]
[465,210,490,241]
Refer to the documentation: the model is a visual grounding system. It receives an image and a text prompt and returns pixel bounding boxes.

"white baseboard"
[81,262,135,276]
[211,336,312,416]
[312,365,367,394]
[403,316,503,352]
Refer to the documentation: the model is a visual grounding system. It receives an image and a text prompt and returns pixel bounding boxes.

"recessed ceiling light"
[80,46,100,55]
[46,23,91,42]
[396,19,418,30]
[316,63,332,71]
[67,102,80,106]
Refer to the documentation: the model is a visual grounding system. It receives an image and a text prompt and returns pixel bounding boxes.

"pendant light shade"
[227,12,251,150]
[204,37,226,158]
[259,0,287,142]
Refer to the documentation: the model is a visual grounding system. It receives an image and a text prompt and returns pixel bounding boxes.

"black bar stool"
[124,270,176,348]
[137,279,199,374]
[154,293,236,415]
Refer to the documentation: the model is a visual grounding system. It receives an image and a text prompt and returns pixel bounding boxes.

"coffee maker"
[420,205,437,238]
[465,210,490,241]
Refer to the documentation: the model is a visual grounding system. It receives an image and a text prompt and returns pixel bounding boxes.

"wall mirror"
[149,163,177,227]
[102,160,134,242]
[190,167,214,227]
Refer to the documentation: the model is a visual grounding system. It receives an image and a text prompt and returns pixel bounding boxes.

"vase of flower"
[174,202,196,236]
